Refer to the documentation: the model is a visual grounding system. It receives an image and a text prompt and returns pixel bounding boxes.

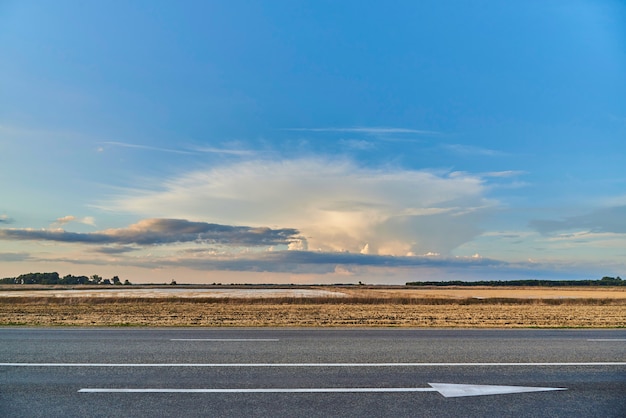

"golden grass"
[1,286,624,328]
[0,302,624,328]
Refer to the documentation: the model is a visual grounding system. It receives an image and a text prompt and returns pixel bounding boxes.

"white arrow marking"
[78,383,566,397]
[428,383,566,398]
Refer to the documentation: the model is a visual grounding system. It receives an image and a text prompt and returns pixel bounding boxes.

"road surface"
[1,328,625,417]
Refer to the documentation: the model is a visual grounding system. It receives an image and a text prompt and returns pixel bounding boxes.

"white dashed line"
[170,339,280,342]
[587,339,626,342]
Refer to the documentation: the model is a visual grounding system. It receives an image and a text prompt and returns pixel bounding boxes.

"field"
[1,285,624,328]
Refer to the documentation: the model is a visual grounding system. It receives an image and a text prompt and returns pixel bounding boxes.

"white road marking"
[78,383,567,398]
[427,383,566,397]
[79,388,438,393]
[2,362,625,367]
[587,339,626,342]
[170,339,279,342]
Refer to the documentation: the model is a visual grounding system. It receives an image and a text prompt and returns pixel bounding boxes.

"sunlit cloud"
[54,215,96,227]
[98,158,498,256]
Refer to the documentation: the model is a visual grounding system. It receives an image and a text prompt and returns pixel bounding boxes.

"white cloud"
[100,158,496,256]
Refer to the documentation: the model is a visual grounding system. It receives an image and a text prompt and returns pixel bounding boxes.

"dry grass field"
[0,286,624,328]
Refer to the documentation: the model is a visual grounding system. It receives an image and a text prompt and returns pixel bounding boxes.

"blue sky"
[1,0,625,284]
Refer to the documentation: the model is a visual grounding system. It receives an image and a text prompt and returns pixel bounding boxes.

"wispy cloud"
[530,205,626,235]
[100,141,256,156]
[99,141,195,155]
[338,139,376,150]
[482,170,526,178]
[0,215,13,224]
[443,144,507,157]
[0,218,304,247]
[194,146,256,156]
[283,127,440,135]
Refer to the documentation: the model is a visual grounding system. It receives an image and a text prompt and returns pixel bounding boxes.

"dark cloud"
[160,250,506,273]
[0,252,31,262]
[0,218,303,247]
[90,246,138,254]
[530,205,626,235]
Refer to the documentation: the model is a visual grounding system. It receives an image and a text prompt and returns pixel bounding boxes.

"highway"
[1,328,625,417]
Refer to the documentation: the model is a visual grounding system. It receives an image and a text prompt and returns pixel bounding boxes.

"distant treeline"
[0,272,131,285]
[406,276,624,287]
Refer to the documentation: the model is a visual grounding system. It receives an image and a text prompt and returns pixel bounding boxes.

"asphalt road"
[1,328,625,417]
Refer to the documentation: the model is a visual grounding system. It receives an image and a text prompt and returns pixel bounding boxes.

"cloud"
[155,250,507,274]
[99,141,195,155]
[283,127,440,135]
[482,171,527,178]
[0,252,31,262]
[530,205,626,235]
[194,146,256,156]
[339,139,376,150]
[0,218,303,247]
[0,215,13,224]
[101,141,256,157]
[90,246,138,254]
[443,144,506,157]
[98,158,498,256]
[54,215,96,227]
[48,244,600,282]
